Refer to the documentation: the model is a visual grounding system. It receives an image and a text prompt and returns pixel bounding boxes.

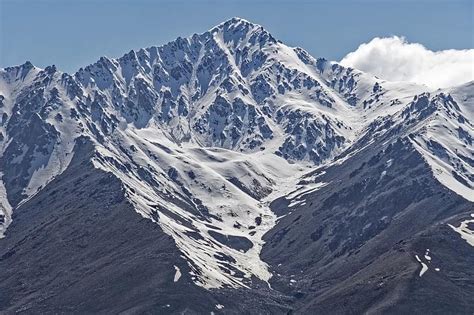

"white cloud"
[340,36,474,89]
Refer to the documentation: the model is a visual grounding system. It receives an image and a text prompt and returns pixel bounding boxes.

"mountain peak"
[210,16,277,47]
[2,60,35,72]
[1,16,473,314]
[216,16,258,28]
[22,60,34,68]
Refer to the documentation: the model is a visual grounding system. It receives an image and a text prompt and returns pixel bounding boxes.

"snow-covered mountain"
[0,18,472,313]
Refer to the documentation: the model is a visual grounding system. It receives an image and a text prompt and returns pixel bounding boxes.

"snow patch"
[448,215,474,247]
[173,265,182,282]
[415,255,429,277]
[0,176,12,239]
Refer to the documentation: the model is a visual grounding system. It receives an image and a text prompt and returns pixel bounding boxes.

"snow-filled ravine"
[91,125,314,288]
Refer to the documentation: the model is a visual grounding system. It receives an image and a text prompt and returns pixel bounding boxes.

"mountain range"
[0,17,473,313]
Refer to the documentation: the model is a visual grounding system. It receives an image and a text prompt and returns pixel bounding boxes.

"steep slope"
[0,137,290,313]
[0,17,473,313]
[0,63,79,237]
[73,17,355,162]
[0,17,364,289]
[262,89,474,313]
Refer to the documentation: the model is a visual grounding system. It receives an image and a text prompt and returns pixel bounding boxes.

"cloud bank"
[340,36,474,89]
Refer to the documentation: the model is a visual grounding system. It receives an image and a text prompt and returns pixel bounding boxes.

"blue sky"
[1,0,472,73]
